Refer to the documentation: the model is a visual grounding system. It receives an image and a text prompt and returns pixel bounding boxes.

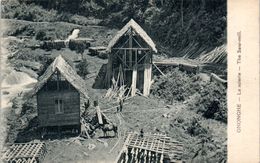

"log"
[153,63,166,76]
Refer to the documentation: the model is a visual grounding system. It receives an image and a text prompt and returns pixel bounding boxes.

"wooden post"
[143,53,152,96]
[106,53,113,88]
[94,100,103,125]
[123,49,126,77]
[56,71,60,91]
[129,28,133,68]
[131,65,137,97]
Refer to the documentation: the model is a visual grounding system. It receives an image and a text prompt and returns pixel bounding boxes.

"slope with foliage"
[151,68,227,123]
[2,0,227,60]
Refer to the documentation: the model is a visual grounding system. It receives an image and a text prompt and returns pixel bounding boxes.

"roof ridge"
[106,19,157,53]
[31,55,89,98]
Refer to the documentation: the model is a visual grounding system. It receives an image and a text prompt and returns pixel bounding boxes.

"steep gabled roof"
[31,55,89,98]
[106,19,157,53]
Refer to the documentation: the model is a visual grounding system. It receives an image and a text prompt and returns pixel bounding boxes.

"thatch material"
[31,55,89,98]
[197,44,227,64]
[106,19,157,53]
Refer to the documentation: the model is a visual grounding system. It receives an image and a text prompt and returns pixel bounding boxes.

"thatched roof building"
[32,55,89,128]
[105,19,157,96]
[106,19,157,53]
[31,55,89,98]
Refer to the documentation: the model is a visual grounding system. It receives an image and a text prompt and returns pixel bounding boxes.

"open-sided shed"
[31,55,89,128]
[106,19,157,96]
[116,132,183,163]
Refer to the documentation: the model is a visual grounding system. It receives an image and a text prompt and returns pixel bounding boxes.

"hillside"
[2,0,227,63]
[1,0,227,162]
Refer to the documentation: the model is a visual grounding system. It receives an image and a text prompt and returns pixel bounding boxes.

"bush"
[76,59,90,79]
[35,30,47,41]
[151,68,227,123]
[151,68,192,103]
[186,117,208,137]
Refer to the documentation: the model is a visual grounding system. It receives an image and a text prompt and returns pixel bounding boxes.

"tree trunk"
[181,0,184,28]
[160,0,164,6]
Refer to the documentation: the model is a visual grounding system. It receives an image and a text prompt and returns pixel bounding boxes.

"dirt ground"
[2,19,227,163]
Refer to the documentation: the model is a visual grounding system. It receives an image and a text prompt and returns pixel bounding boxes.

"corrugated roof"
[31,55,89,98]
[106,19,157,53]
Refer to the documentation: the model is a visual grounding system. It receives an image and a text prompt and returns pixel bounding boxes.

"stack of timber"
[104,84,128,101]
[153,61,200,75]
[41,40,66,50]
[89,46,106,56]
[97,50,108,59]
[68,38,91,51]
[116,132,183,163]
[2,142,47,163]
[41,39,91,52]
[105,65,130,100]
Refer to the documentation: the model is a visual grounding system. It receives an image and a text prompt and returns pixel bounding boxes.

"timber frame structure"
[2,143,47,163]
[106,19,157,96]
[116,132,183,162]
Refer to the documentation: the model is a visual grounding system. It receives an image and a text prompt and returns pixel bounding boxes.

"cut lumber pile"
[42,40,66,50]
[104,65,131,100]
[68,39,91,51]
[88,46,107,59]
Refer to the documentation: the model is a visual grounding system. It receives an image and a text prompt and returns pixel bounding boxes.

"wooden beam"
[123,49,126,77]
[115,37,130,49]
[131,65,137,97]
[143,52,152,96]
[115,134,131,163]
[135,49,137,67]
[129,29,133,68]
[152,61,179,66]
[106,54,113,87]
[113,48,150,50]
[115,52,130,69]
[137,52,148,64]
[132,36,143,48]
[153,63,166,76]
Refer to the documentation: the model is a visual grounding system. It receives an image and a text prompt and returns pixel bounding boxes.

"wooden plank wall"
[37,90,80,127]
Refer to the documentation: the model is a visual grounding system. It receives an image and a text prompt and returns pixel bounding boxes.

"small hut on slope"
[106,19,157,96]
[31,55,89,129]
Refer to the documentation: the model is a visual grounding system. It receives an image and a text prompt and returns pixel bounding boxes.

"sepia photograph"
[0,0,227,162]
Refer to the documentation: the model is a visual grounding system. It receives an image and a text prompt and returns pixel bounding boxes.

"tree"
[76,59,90,79]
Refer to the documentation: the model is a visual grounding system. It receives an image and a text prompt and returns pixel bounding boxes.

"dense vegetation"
[2,0,226,58]
[151,68,227,123]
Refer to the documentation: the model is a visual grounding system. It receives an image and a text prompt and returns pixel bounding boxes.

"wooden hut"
[31,55,89,128]
[106,19,157,96]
